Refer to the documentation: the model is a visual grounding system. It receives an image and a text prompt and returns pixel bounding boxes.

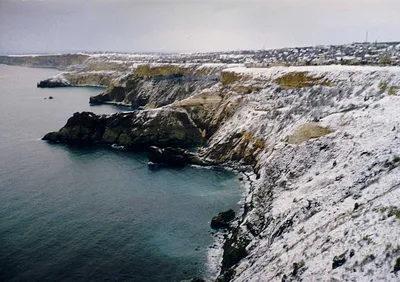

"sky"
[0,0,399,54]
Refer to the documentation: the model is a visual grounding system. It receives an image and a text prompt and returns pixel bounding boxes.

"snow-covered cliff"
[191,66,400,281]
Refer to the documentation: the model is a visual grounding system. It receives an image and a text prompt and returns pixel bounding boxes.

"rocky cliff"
[43,65,400,281]
[89,73,219,108]
[43,109,203,149]
[198,66,400,281]
[37,71,123,88]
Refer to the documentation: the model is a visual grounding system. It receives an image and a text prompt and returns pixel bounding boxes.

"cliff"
[89,73,219,108]
[199,66,400,281]
[37,71,123,88]
[43,65,400,281]
[43,109,203,149]
[0,54,89,70]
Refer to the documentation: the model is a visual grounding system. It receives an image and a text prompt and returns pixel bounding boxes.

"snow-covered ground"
[201,66,400,281]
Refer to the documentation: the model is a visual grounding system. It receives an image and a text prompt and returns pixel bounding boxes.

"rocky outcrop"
[37,78,71,88]
[211,209,236,229]
[37,77,71,88]
[147,146,186,167]
[147,146,209,167]
[37,71,122,88]
[43,109,204,149]
[43,112,107,144]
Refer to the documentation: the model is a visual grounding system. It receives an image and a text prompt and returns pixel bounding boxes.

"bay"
[0,65,242,282]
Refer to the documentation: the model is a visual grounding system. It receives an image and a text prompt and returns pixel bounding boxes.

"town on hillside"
[86,41,400,67]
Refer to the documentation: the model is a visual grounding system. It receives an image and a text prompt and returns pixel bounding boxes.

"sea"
[0,65,242,282]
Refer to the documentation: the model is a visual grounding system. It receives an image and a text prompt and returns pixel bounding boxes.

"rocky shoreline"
[40,63,400,281]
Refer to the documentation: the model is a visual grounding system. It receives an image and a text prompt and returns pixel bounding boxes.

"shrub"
[275,72,331,89]
[388,86,400,95]
[378,81,388,92]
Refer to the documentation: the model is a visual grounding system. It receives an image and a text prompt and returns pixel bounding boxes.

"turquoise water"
[0,65,242,281]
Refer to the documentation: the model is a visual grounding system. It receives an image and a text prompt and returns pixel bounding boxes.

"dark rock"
[349,249,355,258]
[292,260,305,276]
[42,112,107,144]
[184,152,209,166]
[49,96,54,99]
[211,209,235,229]
[394,257,400,273]
[147,146,210,167]
[147,146,186,167]
[215,268,235,282]
[222,244,247,270]
[43,109,204,149]
[332,252,347,269]
[37,78,70,88]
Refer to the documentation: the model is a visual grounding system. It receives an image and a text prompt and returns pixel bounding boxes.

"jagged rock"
[147,146,186,167]
[332,252,347,269]
[43,109,204,149]
[147,146,210,167]
[394,257,400,273]
[42,112,107,144]
[37,77,70,88]
[183,151,209,166]
[222,241,247,270]
[211,209,235,229]
[38,72,121,88]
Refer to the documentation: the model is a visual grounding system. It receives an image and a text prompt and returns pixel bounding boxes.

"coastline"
[203,169,256,281]
[4,52,400,281]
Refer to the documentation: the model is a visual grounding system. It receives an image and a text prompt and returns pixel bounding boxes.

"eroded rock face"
[43,109,204,149]
[43,112,107,144]
[211,209,235,229]
[147,146,186,167]
[89,74,219,108]
[37,78,71,88]
[37,72,122,88]
[147,146,209,167]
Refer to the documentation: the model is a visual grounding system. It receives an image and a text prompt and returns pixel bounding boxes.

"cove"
[0,65,242,281]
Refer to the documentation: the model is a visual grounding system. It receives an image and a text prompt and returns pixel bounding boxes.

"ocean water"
[0,65,242,282]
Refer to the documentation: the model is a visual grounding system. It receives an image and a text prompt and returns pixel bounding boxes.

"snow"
[224,65,400,81]
[199,65,400,281]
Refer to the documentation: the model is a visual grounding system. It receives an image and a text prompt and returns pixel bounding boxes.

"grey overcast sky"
[0,0,399,54]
